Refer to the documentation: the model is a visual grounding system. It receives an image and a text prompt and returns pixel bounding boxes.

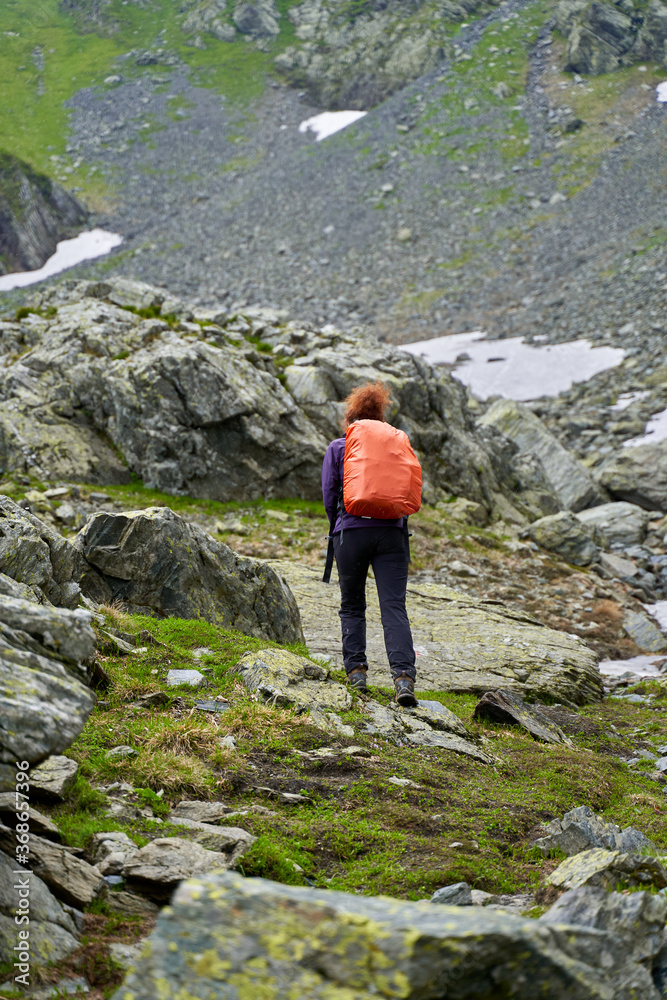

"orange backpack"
[343,420,422,518]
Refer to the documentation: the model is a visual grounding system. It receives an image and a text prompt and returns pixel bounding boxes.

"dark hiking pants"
[333,526,416,682]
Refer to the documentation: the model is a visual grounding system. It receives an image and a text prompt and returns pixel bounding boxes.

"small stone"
[397,228,412,242]
[167,669,206,687]
[388,776,421,789]
[492,81,513,99]
[30,756,79,801]
[105,745,138,761]
[265,509,290,521]
[473,689,571,744]
[430,882,473,905]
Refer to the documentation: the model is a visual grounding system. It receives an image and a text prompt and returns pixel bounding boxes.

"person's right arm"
[321,441,341,523]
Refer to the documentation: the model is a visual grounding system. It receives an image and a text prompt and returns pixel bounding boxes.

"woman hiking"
[321,382,422,708]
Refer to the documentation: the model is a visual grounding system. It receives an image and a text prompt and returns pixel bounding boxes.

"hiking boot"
[347,666,368,694]
[394,673,417,708]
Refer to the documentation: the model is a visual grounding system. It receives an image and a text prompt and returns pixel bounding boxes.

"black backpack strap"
[323,485,344,584]
[322,512,337,584]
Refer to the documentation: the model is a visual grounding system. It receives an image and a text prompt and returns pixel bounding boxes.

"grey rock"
[236,647,351,713]
[104,745,138,761]
[528,511,600,566]
[111,869,665,1000]
[430,881,473,905]
[541,885,667,967]
[393,698,469,737]
[107,891,160,918]
[0,496,84,608]
[599,550,638,579]
[275,561,603,706]
[15,833,104,909]
[233,0,279,36]
[0,151,87,273]
[471,889,495,905]
[30,756,79,801]
[472,689,571,744]
[533,805,655,858]
[404,729,495,764]
[479,399,603,512]
[623,609,667,653]
[362,698,493,763]
[0,849,80,964]
[566,2,637,74]
[0,593,94,666]
[91,831,139,875]
[597,440,667,513]
[634,0,667,61]
[167,669,206,688]
[122,837,245,901]
[0,599,95,792]
[181,0,234,41]
[547,847,667,892]
[171,800,231,824]
[0,792,61,839]
[165,816,256,857]
[76,507,303,644]
[0,572,40,602]
[575,501,651,548]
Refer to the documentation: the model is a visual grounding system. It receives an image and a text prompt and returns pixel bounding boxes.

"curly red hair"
[342,382,391,429]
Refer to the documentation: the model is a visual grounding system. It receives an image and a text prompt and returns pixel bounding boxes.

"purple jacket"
[321,436,405,534]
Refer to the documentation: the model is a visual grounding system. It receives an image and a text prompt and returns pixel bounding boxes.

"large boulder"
[566,1,637,74]
[547,848,667,892]
[528,511,600,566]
[0,496,83,608]
[0,151,86,274]
[596,441,667,512]
[478,399,603,512]
[0,850,80,965]
[634,0,667,61]
[75,507,303,644]
[533,805,655,858]
[112,869,663,1000]
[273,561,603,705]
[122,838,249,902]
[233,0,280,36]
[0,597,96,792]
[575,501,652,548]
[556,0,667,74]
[540,886,667,969]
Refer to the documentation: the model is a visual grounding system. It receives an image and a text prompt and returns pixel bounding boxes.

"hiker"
[321,382,422,708]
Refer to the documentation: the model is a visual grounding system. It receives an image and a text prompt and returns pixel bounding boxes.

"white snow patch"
[599,654,665,678]
[298,110,367,141]
[657,81,667,102]
[645,601,667,632]
[611,390,650,411]
[0,229,123,291]
[623,408,667,448]
[401,332,624,401]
